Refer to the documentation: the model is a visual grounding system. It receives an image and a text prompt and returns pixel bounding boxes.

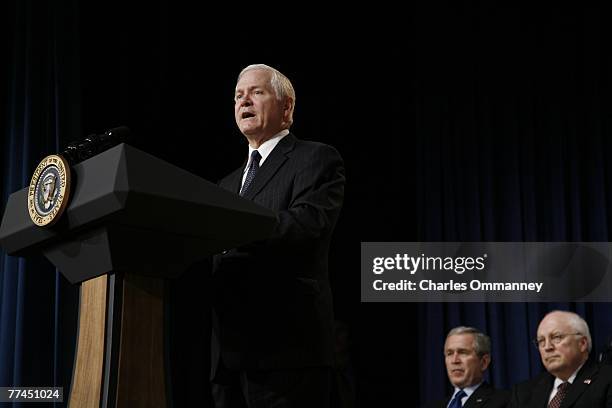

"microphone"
[61,126,132,165]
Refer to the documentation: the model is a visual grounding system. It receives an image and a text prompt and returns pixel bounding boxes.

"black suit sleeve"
[267,144,345,246]
[507,387,519,408]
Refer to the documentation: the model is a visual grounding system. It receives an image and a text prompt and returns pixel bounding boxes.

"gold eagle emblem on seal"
[27,155,71,226]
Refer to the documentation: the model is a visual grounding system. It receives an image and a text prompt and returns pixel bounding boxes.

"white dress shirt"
[448,382,482,407]
[241,129,289,188]
[548,363,583,403]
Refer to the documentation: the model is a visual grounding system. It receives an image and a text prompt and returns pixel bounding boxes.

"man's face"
[234,69,286,142]
[444,334,490,388]
[537,312,588,379]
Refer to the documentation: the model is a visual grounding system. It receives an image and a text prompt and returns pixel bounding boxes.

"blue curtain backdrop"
[414,8,612,405]
[1,1,80,407]
[2,4,612,408]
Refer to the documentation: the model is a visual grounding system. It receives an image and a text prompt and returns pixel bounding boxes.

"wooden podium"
[0,144,276,407]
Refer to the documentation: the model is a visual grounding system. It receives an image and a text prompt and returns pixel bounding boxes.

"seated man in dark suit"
[509,310,612,408]
[427,326,510,408]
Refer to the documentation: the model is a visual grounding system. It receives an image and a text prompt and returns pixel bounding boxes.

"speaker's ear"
[283,97,294,126]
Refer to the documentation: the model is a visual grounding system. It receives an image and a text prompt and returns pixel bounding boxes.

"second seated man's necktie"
[548,382,570,408]
[448,389,466,408]
[240,150,261,196]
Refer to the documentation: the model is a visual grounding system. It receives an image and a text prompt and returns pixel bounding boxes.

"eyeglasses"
[532,332,583,349]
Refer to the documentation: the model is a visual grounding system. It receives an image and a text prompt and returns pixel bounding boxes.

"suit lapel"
[242,133,296,201]
[221,167,244,194]
[463,383,492,408]
[560,361,598,408]
[531,373,555,408]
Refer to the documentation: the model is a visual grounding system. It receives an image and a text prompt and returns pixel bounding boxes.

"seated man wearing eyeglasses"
[509,310,612,408]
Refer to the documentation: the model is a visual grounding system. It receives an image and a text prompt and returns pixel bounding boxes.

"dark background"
[2,3,612,407]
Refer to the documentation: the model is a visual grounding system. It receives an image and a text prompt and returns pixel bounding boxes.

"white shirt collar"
[548,362,585,403]
[449,382,482,408]
[554,362,584,388]
[244,129,289,172]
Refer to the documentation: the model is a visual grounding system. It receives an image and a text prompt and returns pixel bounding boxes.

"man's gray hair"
[447,326,491,357]
[544,310,592,353]
[237,64,296,127]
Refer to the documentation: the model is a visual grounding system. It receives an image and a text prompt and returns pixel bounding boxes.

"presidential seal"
[27,154,71,226]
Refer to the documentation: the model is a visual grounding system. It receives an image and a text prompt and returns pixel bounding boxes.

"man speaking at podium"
[210,64,345,408]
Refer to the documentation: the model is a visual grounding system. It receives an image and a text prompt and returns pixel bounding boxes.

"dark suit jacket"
[509,360,612,408]
[210,133,345,378]
[426,382,510,408]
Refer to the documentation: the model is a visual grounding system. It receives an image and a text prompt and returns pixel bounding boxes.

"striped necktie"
[548,382,570,408]
[240,150,261,196]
